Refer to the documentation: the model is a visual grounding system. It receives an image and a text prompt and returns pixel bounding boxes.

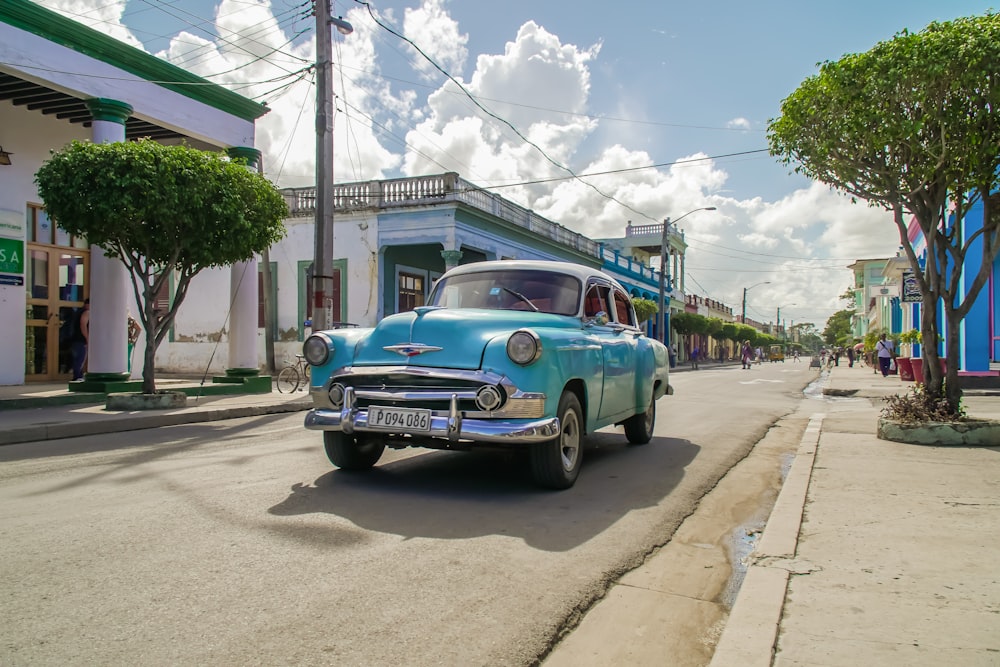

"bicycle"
[276,354,311,393]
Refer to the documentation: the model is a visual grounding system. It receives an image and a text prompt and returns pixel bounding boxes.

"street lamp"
[657,207,717,348]
[312,4,353,331]
[741,281,771,323]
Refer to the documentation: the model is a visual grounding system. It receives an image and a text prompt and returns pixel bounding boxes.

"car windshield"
[428,269,582,316]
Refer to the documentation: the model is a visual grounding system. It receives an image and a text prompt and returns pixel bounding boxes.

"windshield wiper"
[501,287,539,312]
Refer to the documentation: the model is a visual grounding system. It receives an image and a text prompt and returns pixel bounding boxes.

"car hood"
[353,307,574,370]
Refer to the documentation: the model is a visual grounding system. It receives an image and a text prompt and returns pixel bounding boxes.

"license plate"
[368,406,432,432]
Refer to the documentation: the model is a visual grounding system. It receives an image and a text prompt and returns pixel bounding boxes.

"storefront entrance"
[25,244,89,381]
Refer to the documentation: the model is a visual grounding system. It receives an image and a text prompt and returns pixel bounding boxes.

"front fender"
[480,329,604,420]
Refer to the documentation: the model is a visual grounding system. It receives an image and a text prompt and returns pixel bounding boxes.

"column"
[226,147,261,376]
[441,249,463,271]
[82,98,132,384]
[680,253,686,294]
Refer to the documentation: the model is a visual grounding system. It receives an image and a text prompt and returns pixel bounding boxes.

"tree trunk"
[944,304,963,411]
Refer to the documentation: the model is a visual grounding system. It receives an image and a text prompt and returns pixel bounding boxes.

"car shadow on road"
[268,434,700,552]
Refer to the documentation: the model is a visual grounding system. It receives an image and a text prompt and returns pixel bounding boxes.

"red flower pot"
[911,357,947,385]
[896,357,914,381]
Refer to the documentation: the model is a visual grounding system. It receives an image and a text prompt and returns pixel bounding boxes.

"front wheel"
[324,431,385,470]
[623,393,655,444]
[530,391,583,490]
[276,366,299,393]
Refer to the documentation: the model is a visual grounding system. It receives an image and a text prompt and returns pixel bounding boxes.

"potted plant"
[896,329,921,381]
[907,331,946,385]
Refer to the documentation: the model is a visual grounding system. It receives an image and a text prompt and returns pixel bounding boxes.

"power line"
[355,0,671,229]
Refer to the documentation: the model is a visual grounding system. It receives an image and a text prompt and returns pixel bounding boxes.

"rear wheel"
[324,432,385,470]
[276,366,299,393]
[623,393,655,444]
[530,391,583,489]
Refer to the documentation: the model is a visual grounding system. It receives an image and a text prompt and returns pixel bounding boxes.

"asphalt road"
[0,361,817,666]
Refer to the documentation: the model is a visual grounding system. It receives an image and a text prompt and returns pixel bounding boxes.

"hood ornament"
[384,343,443,357]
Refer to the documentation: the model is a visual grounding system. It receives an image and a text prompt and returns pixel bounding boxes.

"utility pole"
[311,2,352,331]
[657,207,716,346]
[657,217,671,347]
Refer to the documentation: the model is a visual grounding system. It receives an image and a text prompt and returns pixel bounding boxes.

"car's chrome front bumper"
[304,386,560,444]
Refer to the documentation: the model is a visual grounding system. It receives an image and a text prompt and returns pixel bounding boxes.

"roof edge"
[1,0,268,122]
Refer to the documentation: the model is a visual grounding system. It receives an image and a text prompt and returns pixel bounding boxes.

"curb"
[709,413,825,666]
[0,401,312,447]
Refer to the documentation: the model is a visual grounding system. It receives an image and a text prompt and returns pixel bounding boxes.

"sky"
[34,0,996,330]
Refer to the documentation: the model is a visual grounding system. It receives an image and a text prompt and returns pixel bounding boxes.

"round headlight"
[506,330,541,365]
[303,334,331,366]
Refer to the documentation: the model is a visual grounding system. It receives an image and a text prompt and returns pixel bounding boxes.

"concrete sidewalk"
[0,376,311,446]
[711,363,1000,666]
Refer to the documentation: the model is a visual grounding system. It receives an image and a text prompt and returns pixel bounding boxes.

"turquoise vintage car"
[303,260,671,489]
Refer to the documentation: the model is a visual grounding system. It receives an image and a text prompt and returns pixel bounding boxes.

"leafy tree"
[823,309,854,346]
[736,324,758,346]
[36,140,288,394]
[790,322,823,353]
[706,317,724,338]
[768,13,1000,413]
[631,297,658,325]
[719,322,739,343]
[669,312,700,336]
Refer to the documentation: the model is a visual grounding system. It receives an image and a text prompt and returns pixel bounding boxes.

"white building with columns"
[0,0,269,387]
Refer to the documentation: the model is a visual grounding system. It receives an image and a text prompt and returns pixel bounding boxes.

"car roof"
[441,259,622,288]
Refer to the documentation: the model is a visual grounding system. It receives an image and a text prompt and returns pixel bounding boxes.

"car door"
[584,280,634,421]
[602,287,639,419]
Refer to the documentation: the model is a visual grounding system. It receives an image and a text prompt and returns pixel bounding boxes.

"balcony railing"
[282,173,601,258]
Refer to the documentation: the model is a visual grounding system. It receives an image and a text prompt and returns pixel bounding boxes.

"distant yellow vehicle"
[769,345,785,362]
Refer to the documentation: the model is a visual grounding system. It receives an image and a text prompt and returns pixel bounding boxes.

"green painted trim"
[260,260,278,341]
[297,259,311,342]
[1,0,267,122]
[210,374,272,394]
[227,146,261,169]
[333,257,347,323]
[85,98,133,124]
[225,367,260,378]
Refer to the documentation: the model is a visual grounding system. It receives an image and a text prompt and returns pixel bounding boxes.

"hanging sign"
[902,270,921,303]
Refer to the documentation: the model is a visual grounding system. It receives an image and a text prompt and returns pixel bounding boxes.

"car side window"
[613,289,636,327]
[584,283,611,318]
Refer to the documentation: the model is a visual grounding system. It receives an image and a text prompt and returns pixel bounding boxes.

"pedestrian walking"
[741,340,753,369]
[691,345,700,370]
[875,333,895,377]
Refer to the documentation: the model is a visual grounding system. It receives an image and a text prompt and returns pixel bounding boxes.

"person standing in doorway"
[875,333,894,377]
[70,298,90,381]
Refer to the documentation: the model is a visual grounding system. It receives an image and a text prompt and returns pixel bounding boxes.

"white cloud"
[32,0,907,327]
[402,0,468,79]
[39,0,143,49]
[402,19,599,182]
